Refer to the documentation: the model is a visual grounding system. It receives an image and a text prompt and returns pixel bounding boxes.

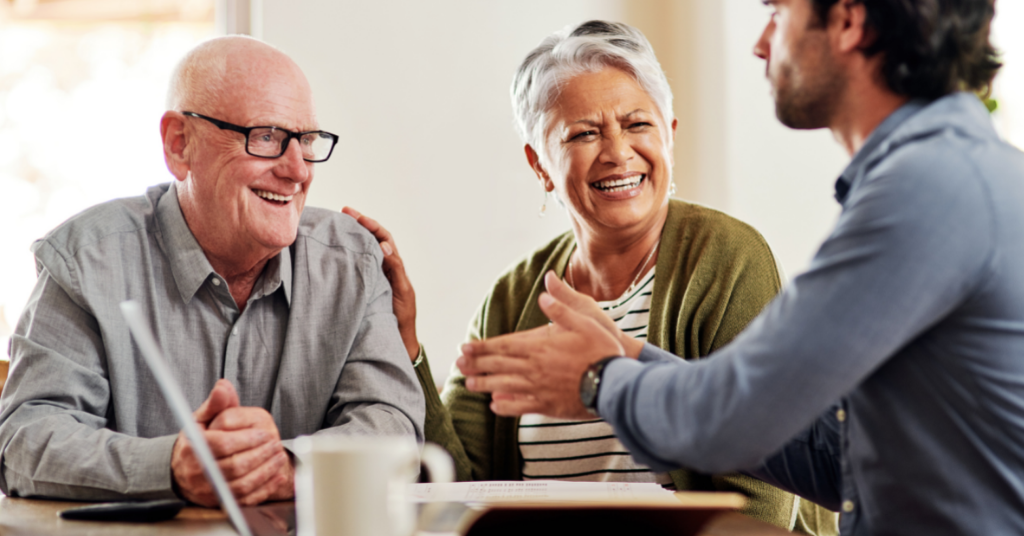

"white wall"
[722,0,845,277]
[258,1,851,384]
[261,1,622,381]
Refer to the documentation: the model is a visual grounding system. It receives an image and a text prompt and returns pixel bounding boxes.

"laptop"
[120,300,295,536]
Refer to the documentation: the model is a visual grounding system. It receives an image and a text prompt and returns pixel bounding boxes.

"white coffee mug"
[294,436,454,536]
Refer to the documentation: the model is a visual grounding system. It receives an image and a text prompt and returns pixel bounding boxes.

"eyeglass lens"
[248,128,334,161]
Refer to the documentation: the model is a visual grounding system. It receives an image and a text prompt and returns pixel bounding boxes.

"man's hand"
[457,274,626,419]
[171,379,293,507]
[542,272,644,358]
[342,207,420,361]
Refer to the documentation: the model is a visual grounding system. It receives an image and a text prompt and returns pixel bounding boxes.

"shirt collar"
[156,182,292,306]
[251,244,293,306]
[834,99,928,204]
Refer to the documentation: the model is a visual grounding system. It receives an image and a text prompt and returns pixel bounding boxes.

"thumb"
[193,379,240,425]
[538,292,624,356]
[538,292,595,335]
[545,270,593,310]
[544,270,619,335]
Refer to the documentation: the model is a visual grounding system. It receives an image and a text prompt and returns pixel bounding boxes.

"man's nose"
[754,19,773,60]
[276,138,311,183]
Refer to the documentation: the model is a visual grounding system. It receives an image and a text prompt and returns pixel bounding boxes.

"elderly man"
[0,36,423,506]
[460,0,1024,535]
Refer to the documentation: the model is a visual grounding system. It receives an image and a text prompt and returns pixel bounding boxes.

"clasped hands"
[457,271,643,420]
[171,379,293,507]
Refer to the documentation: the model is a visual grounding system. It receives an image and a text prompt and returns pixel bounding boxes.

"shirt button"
[232,327,238,336]
[212,278,221,286]
[842,500,855,513]
[836,409,847,422]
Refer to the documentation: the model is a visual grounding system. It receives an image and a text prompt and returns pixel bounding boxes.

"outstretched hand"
[541,272,644,358]
[457,271,626,419]
[342,207,419,360]
[171,379,293,507]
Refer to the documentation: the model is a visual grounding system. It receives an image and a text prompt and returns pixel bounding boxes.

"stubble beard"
[770,36,844,130]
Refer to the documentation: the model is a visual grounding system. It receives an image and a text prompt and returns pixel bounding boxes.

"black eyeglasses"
[182,111,339,163]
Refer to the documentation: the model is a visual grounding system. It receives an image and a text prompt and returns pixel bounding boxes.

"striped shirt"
[519,268,671,485]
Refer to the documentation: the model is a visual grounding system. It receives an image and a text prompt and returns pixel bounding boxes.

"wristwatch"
[579,356,621,417]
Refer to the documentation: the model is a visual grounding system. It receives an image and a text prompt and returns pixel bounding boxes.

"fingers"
[459,324,550,360]
[230,451,289,504]
[341,206,420,360]
[172,428,288,506]
[342,207,395,255]
[216,436,283,480]
[208,406,277,433]
[193,379,240,425]
[544,270,591,310]
[544,271,617,329]
[205,428,273,458]
[492,392,536,402]
[537,292,591,333]
[537,293,624,356]
[458,354,533,377]
[490,396,552,416]
[465,373,535,394]
[238,473,288,507]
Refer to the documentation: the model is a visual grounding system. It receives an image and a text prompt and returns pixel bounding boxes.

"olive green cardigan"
[415,199,836,535]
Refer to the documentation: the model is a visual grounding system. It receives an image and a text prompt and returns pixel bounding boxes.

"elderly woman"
[347,20,835,534]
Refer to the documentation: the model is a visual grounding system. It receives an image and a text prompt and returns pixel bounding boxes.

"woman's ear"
[669,118,678,167]
[524,144,555,192]
[161,111,190,182]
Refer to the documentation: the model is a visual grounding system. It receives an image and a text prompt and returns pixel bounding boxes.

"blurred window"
[992,3,1024,149]
[0,0,214,354]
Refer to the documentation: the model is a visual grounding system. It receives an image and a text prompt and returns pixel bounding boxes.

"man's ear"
[160,111,190,182]
[524,144,555,192]
[831,0,870,53]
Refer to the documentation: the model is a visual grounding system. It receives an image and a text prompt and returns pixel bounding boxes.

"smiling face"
[754,0,845,129]
[174,40,317,270]
[532,67,675,239]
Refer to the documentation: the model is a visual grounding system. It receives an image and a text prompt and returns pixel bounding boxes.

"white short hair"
[510,20,674,153]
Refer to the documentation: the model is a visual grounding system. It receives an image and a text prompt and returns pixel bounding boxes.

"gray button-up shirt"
[0,182,424,500]
[599,93,1024,535]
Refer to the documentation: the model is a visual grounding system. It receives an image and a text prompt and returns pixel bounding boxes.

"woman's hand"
[543,271,644,359]
[342,207,420,361]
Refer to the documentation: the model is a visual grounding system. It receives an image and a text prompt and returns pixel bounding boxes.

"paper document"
[410,480,677,504]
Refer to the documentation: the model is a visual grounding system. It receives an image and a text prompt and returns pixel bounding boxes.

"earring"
[668,181,677,197]
[539,189,548,218]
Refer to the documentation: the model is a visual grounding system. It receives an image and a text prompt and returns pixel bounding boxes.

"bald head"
[166,36,313,118]
[160,35,321,284]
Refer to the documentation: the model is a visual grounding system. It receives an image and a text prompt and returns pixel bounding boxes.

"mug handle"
[420,443,454,484]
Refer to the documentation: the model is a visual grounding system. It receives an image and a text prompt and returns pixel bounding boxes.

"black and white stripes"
[519,269,671,485]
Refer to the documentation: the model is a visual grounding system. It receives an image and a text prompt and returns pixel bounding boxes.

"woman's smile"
[590,172,646,199]
[538,66,675,235]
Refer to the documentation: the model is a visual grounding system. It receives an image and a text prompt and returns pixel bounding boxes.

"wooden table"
[0,496,791,535]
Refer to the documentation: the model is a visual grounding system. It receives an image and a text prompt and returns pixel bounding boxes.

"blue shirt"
[598,93,1024,535]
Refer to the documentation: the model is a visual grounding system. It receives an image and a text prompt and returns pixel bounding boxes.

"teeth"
[253,189,294,202]
[593,175,644,192]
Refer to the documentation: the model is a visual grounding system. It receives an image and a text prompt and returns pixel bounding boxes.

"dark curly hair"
[811,0,1001,99]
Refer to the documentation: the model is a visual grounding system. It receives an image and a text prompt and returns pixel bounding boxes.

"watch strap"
[580,356,622,416]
